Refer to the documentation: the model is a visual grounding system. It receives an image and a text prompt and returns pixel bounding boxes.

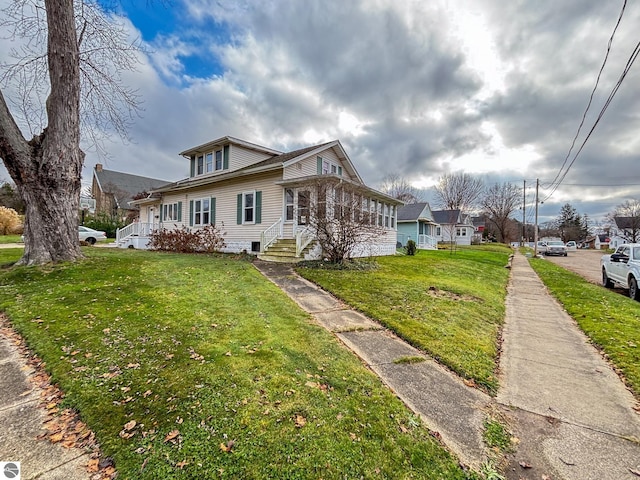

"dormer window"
[191,146,229,177]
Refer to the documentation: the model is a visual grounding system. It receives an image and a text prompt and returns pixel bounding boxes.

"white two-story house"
[118,136,401,261]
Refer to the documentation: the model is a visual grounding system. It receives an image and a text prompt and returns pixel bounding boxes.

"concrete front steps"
[257,238,312,263]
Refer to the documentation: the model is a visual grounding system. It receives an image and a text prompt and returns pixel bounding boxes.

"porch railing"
[296,226,315,257]
[116,222,159,245]
[260,218,283,253]
[418,234,437,249]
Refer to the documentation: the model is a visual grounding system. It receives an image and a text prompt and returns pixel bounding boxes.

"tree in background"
[0,1,141,265]
[0,180,25,214]
[433,173,484,251]
[379,173,423,204]
[555,203,582,242]
[433,172,484,212]
[480,182,521,243]
[607,199,640,243]
[580,213,591,241]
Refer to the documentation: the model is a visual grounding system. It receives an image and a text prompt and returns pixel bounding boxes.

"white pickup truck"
[601,243,640,300]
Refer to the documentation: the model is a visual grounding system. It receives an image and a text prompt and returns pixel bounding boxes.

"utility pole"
[534,179,540,256]
[522,180,526,247]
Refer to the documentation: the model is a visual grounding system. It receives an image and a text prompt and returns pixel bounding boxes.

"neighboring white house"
[431,210,475,246]
[117,136,402,261]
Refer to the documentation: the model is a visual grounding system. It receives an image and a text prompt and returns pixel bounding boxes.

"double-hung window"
[205,153,213,173]
[215,150,223,170]
[317,156,342,176]
[162,202,180,222]
[194,198,210,226]
[197,155,204,175]
[285,189,294,221]
[243,192,255,223]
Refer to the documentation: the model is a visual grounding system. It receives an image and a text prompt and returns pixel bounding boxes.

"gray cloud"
[1,0,639,227]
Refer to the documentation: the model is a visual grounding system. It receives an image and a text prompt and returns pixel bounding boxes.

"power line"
[542,0,640,203]
[547,0,628,190]
[543,37,640,201]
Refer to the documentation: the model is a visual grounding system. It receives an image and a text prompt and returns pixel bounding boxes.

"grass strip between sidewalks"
[0,248,476,480]
[529,258,640,397]
[298,245,512,394]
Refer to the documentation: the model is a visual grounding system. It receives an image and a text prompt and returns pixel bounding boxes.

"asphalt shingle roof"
[397,203,429,221]
[432,209,461,224]
[95,169,171,208]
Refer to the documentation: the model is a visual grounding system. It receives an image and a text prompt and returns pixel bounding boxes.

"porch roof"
[275,175,403,205]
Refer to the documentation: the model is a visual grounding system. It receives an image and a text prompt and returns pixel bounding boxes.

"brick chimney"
[95,163,103,172]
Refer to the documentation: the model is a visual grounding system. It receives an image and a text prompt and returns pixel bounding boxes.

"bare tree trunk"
[0,0,84,265]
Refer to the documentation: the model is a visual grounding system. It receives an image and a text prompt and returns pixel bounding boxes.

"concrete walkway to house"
[0,332,90,480]
[254,252,640,480]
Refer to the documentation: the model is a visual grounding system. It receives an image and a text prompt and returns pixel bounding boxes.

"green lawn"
[529,258,640,397]
[297,246,512,394]
[0,248,475,480]
[0,234,22,243]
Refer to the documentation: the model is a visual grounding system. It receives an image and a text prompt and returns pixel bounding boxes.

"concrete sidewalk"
[0,332,90,479]
[255,253,640,479]
[498,252,640,480]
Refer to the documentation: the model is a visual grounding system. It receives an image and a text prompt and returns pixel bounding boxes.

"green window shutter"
[190,156,195,177]
[255,191,262,224]
[189,200,194,226]
[237,193,243,224]
[177,201,182,222]
[317,156,323,174]
[223,145,229,170]
[210,197,216,225]
[338,166,342,176]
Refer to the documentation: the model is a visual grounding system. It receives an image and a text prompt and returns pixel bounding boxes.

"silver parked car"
[545,240,568,256]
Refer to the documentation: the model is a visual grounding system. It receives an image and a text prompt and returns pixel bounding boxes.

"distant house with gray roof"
[396,202,438,249]
[431,209,474,246]
[91,164,171,219]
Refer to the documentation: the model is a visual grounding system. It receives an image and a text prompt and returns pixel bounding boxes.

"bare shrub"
[0,206,22,235]
[149,225,226,253]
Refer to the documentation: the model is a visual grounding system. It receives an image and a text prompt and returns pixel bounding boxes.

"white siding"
[158,171,284,253]
[230,145,274,171]
[283,155,317,179]
[283,146,358,181]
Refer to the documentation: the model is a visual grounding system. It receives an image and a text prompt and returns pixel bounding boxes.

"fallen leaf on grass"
[123,420,137,431]
[176,460,189,468]
[164,429,180,443]
[463,379,476,388]
[294,415,306,428]
[220,440,235,452]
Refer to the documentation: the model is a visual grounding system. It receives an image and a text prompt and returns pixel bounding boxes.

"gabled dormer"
[180,136,282,179]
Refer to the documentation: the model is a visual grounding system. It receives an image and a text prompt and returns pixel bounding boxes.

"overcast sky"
[1,0,639,225]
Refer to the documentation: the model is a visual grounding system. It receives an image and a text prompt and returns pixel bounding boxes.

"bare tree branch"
[433,172,484,212]
[379,173,423,204]
[480,182,521,243]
